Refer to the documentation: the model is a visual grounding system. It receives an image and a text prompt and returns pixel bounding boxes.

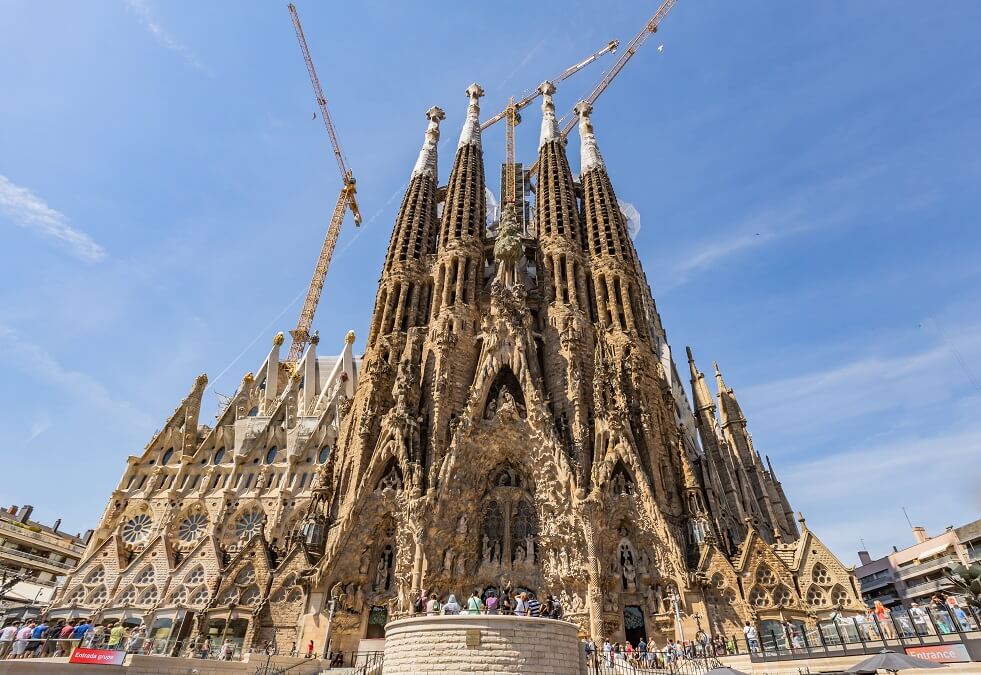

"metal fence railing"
[585,650,722,675]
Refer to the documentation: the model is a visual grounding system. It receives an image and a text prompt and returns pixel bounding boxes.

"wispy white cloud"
[26,411,52,443]
[736,310,981,560]
[0,325,152,429]
[0,175,106,262]
[124,0,210,74]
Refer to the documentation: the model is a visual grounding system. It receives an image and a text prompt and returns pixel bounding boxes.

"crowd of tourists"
[411,589,566,619]
[583,633,737,669]
[0,618,147,659]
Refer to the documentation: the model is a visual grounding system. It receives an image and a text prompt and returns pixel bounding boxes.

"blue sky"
[1,1,979,564]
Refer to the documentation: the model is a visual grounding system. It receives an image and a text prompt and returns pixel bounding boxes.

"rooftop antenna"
[902,506,914,529]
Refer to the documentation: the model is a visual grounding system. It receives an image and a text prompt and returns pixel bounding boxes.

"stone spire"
[539,81,561,149]
[575,101,606,174]
[411,106,445,179]
[687,347,715,413]
[457,83,484,149]
[715,361,746,427]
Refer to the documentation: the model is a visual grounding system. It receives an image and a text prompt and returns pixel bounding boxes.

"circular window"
[178,513,208,542]
[213,448,225,465]
[235,511,264,541]
[161,448,174,465]
[266,447,278,464]
[318,447,330,464]
[121,514,153,544]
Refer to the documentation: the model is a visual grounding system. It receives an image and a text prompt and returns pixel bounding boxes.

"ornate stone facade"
[50,83,865,653]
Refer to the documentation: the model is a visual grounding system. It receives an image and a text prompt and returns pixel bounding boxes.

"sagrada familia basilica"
[49,83,866,654]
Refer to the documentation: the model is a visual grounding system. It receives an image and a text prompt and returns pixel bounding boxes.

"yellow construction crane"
[529,0,680,176]
[286,3,363,366]
[481,39,619,207]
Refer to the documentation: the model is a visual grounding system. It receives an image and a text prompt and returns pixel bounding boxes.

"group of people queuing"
[854,594,977,640]
[583,633,736,669]
[0,618,147,659]
[412,589,565,619]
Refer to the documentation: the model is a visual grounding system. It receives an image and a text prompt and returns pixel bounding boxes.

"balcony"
[859,575,895,592]
[0,519,85,557]
[0,544,76,574]
[895,555,960,580]
[904,578,955,598]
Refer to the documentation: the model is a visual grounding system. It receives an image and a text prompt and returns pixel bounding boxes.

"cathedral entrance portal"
[624,606,646,647]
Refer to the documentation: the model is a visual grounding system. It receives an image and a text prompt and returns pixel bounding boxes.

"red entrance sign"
[905,644,970,663]
[69,647,126,666]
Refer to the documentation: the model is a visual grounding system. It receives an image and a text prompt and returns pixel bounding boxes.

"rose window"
[121,514,153,544]
[185,566,205,585]
[178,513,208,542]
[235,511,264,541]
[85,567,106,584]
[748,586,769,607]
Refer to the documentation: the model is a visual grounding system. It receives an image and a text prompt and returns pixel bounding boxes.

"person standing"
[466,591,483,615]
[485,591,499,615]
[107,622,125,651]
[0,623,18,659]
[13,623,34,659]
[305,639,314,658]
[426,593,441,615]
[526,594,542,617]
[514,593,528,617]
[442,595,462,615]
[743,622,759,653]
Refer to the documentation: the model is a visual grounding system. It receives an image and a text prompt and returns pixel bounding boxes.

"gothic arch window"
[806,585,827,606]
[610,461,635,496]
[748,585,769,608]
[134,566,155,585]
[118,585,138,605]
[184,566,205,585]
[239,586,261,607]
[711,573,725,590]
[811,563,831,585]
[318,446,330,464]
[772,585,793,606]
[85,566,106,585]
[377,461,404,492]
[138,586,159,606]
[189,587,210,606]
[830,584,849,607]
[218,587,239,605]
[87,585,108,604]
[756,565,776,586]
[234,565,257,586]
[213,447,225,464]
[481,500,504,566]
[510,500,537,565]
[265,447,278,464]
[170,587,188,605]
[66,587,86,604]
[248,406,259,417]
[161,448,174,465]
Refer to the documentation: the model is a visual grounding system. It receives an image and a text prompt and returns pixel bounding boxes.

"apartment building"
[0,505,89,620]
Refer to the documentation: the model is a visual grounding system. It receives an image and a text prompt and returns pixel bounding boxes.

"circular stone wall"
[383,614,584,674]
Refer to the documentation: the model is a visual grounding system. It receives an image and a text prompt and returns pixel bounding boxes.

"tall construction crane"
[529,0,680,176]
[481,39,619,208]
[286,3,363,366]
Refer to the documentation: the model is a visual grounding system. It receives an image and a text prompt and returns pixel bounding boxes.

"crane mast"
[287,3,362,366]
[482,39,618,208]
[529,0,680,176]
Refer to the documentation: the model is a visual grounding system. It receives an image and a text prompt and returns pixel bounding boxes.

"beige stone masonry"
[383,614,586,675]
